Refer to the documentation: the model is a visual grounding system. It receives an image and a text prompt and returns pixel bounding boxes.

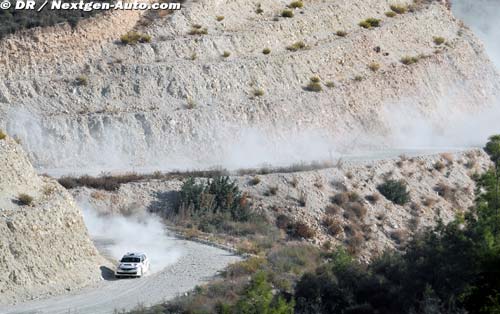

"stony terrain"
[0,136,108,305]
[0,0,498,173]
[73,149,491,260]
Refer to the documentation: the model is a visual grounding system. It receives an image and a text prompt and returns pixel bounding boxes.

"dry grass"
[216,15,224,21]
[441,152,454,164]
[359,18,381,29]
[286,41,307,51]
[385,11,397,17]
[323,217,342,236]
[120,31,151,44]
[433,36,446,45]
[422,196,438,208]
[368,62,381,72]
[0,130,6,140]
[281,9,294,18]
[288,0,303,8]
[365,193,381,204]
[400,56,420,65]
[336,30,347,37]
[188,25,208,35]
[249,176,261,185]
[18,193,34,206]
[390,4,408,14]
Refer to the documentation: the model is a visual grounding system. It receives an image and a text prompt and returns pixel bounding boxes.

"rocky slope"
[0,136,107,305]
[73,149,491,260]
[0,0,498,173]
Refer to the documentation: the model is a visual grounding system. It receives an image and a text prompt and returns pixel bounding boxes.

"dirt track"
[1,236,240,314]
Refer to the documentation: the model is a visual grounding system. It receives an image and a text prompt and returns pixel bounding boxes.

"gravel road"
[1,237,240,314]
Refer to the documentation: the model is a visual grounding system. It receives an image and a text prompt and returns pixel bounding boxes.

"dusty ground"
[0,236,240,314]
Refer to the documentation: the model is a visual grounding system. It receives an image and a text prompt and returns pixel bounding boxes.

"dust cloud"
[452,0,500,69]
[80,201,181,273]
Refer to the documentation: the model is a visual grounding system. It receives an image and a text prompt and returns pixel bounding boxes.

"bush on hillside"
[377,179,410,205]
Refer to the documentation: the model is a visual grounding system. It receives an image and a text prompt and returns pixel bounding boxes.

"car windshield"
[121,257,141,263]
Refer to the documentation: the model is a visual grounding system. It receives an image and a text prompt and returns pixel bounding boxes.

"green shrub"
[235,271,294,313]
[75,76,88,86]
[253,88,265,97]
[188,25,208,35]
[377,179,410,205]
[359,18,381,29]
[18,193,34,206]
[0,130,6,140]
[120,31,151,44]
[255,3,263,14]
[281,9,294,18]
[288,0,303,8]
[178,176,251,221]
[262,48,271,55]
[286,41,307,51]
[433,36,446,45]
[325,81,335,88]
[305,77,322,92]
[400,55,420,65]
[390,4,408,14]
[222,51,231,58]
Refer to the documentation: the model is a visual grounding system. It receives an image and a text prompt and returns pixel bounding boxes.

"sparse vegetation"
[325,81,335,88]
[288,0,303,8]
[249,176,261,185]
[385,11,397,17]
[281,9,294,18]
[120,31,151,44]
[400,55,420,65]
[305,76,322,92]
[18,193,34,206]
[368,62,380,72]
[216,15,225,21]
[75,76,88,86]
[222,51,231,58]
[433,36,446,45]
[359,18,381,29]
[188,25,208,36]
[390,4,408,14]
[377,179,410,205]
[0,130,6,140]
[186,97,197,110]
[253,88,265,97]
[286,41,307,51]
[262,48,271,55]
[353,75,364,82]
[336,30,347,37]
[255,3,263,14]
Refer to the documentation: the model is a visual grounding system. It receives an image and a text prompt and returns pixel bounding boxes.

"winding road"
[1,236,240,314]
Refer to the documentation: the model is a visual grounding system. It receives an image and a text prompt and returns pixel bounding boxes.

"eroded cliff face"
[0,136,107,305]
[0,0,499,173]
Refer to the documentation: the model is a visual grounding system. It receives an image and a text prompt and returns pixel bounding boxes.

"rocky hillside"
[0,0,498,173]
[73,150,491,260]
[0,136,107,305]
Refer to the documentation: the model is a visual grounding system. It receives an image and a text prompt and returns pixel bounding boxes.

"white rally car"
[115,252,150,278]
